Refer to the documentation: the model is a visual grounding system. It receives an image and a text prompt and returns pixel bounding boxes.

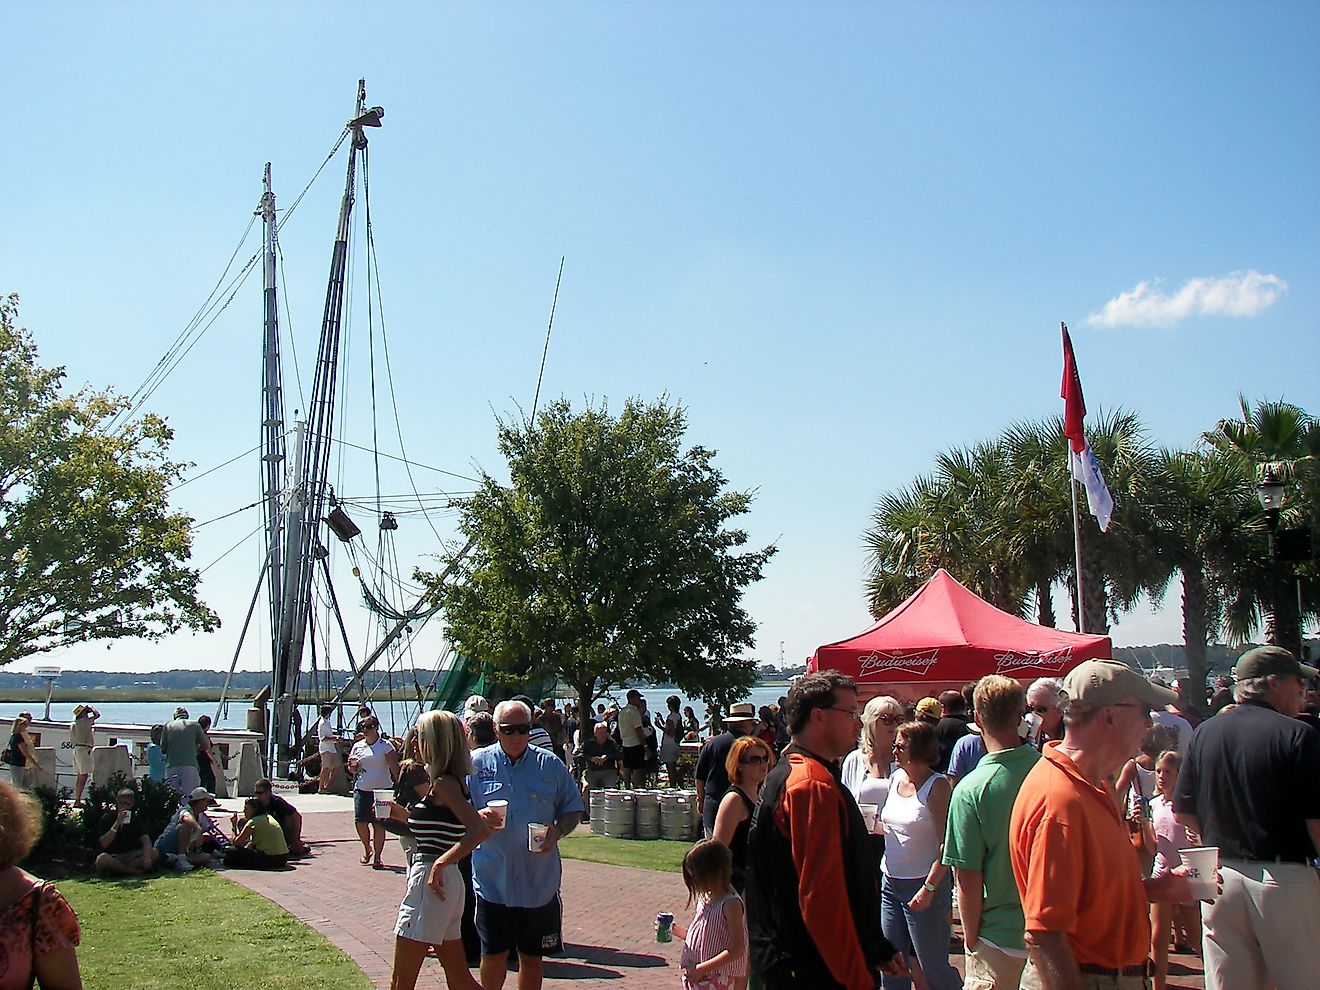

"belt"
[1078,962,1150,977]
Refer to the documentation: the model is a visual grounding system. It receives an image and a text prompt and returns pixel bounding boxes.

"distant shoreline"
[0,688,253,704]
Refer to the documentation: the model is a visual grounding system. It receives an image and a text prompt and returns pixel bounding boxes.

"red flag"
[1060,323,1087,455]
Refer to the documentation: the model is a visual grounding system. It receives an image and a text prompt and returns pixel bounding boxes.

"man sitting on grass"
[95,787,161,876]
[253,778,312,856]
[225,798,290,870]
[153,786,216,872]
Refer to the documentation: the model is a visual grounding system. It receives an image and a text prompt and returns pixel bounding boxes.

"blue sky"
[4,3,1318,676]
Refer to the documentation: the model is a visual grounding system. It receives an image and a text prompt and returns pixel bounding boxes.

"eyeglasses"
[892,742,908,752]
[827,706,863,721]
[877,714,903,726]
[498,723,532,735]
[1029,705,1050,714]
[740,755,770,765]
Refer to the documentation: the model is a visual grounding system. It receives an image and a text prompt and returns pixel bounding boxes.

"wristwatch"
[922,880,936,893]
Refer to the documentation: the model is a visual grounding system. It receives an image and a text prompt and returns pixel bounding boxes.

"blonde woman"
[841,695,905,819]
[711,735,775,893]
[3,714,43,789]
[390,710,488,990]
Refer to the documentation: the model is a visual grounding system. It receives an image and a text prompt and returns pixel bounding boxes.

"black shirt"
[1173,699,1320,863]
[695,731,738,809]
[99,812,150,854]
[263,793,297,826]
[934,716,970,774]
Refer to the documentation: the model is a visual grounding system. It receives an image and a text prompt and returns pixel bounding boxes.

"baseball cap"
[188,786,213,803]
[173,707,189,719]
[1063,659,1177,711]
[1235,645,1318,681]
[915,697,943,721]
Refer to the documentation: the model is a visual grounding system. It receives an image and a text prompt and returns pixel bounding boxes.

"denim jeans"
[880,873,962,990]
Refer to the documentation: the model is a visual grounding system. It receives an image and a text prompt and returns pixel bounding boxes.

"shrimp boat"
[20,81,485,791]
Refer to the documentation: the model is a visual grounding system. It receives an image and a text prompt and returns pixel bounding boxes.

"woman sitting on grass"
[0,779,83,989]
[224,798,290,871]
[390,709,488,990]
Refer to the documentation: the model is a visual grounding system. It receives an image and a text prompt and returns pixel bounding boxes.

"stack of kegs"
[660,791,699,841]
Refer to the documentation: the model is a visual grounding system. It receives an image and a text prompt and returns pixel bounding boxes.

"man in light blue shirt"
[469,699,584,990]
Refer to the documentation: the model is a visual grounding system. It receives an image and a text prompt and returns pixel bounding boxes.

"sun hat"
[173,706,189,719]
[1063,659,1178,711]
[915,697,943,721]
[1235,644,1318,681]
[723,702,758,724]
[463,695,490,714]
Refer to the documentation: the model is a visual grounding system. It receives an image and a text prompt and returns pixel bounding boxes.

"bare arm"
[1174,811,1202,837]
[689,897,747,980]
[431,776,490,869]
[711,790,748,849]
[33,946,83,990]
[1307,820,1320,858]
[953,868,984,947]
[1025,930,1083,990]
[908,775,952,911]
[98,814,124,851]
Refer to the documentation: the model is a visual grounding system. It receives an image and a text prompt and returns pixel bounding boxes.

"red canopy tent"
[810,569,1112,700]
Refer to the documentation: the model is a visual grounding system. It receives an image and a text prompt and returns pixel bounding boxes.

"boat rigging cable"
[530,256,566,420]
[110,130,352,435]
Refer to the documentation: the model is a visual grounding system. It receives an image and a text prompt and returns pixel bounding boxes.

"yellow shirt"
[248,813,289,856]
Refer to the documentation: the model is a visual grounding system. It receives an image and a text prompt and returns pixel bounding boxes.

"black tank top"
[729,786,756,892]
[408,781,468,856]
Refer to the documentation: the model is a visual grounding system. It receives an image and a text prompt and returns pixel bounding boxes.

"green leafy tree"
[425,398,775,725]
[0,294,218,665]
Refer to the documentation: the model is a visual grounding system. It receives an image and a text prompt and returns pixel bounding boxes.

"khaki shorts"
[100,849,152,872]
[73,745,94,775]
[319,749,342,768]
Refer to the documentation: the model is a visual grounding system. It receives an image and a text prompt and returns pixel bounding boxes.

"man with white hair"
[1024,678,1065,751]
[1174,645,1320,990]
[469,699,584,990]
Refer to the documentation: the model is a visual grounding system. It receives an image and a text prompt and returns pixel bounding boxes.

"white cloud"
[1086,270,1287,328]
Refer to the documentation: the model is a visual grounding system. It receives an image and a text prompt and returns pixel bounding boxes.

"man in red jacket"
[746,670,907,989]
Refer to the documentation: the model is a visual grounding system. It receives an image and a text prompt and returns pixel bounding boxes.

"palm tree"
[1203,397,1318,655]
[1147,449,1258,709]
[1000,417,1075,627]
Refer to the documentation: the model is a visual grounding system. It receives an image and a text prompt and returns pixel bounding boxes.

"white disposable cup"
[1181,846,1219,900]
[488,800,508,830]
[374,797,391,818]
[528,822,550,853]
[858,803,879,834]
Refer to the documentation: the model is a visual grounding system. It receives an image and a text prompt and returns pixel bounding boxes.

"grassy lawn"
[558,831,688,873]
[60,871,371,989]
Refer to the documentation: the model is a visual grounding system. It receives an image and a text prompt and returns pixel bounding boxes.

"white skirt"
[394,855,464,945]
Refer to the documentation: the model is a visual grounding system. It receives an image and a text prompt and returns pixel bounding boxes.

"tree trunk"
[1078,524,1109,635]
[573,678,597,753]
[1181,564,1209,715]
[1036,578,1056,628]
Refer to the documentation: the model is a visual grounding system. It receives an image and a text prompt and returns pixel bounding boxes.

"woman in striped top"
[391,710,488,990]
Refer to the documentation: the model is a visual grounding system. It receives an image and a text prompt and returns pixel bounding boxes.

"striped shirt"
[408,794,465,857]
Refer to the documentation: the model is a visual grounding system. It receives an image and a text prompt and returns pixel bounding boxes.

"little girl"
[673,839,748,990]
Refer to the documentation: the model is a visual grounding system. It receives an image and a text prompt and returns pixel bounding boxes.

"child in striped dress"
[673,839,748,990]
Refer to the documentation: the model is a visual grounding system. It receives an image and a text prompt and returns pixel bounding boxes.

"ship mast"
[258,163,288,706]
[271,80,384,773]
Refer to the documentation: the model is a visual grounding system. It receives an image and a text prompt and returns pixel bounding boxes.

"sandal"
[372,860,385,870]
[360,852,372,865]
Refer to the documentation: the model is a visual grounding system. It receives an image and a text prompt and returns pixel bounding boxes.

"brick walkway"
[226,810,1204,988]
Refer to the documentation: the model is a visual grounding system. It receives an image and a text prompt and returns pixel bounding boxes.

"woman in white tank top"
[877,720,960,990]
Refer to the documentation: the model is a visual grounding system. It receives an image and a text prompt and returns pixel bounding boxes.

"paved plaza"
[225,807,1205,989]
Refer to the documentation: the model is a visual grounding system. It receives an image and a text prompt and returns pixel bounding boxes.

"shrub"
[31,784,80,855]
[78,774,180,850]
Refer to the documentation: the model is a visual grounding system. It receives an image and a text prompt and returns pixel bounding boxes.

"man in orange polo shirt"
[1010,659,1207,990]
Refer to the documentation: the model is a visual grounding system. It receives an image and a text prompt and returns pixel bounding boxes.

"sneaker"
[176,858,195,872]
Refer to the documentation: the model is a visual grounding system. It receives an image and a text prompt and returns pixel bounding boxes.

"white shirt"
[617,703,645,747]
[1152,710,1194,756]
[316,717,337,755]
[349,738,394,791]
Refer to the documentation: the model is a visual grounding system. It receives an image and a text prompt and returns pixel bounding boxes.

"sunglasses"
[892,743,908,752]
[740,755,770,765]
[877,714,903,725]
[498,723,532,735]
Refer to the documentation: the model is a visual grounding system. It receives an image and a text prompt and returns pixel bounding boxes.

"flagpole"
[1069,451,1086,633]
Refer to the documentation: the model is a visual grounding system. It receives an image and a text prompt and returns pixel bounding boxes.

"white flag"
[1071,442,1113,532]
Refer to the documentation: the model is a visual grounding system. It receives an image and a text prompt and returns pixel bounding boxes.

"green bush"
[31,784,80,854]
[78,774,179,850]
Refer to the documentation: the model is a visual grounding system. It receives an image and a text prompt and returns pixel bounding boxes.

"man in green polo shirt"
[944,674,1040,988]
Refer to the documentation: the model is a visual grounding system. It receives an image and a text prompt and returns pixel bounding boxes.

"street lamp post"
[1257,469,1287,649]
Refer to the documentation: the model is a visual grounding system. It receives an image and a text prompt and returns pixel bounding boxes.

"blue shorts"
[475,894,563,957]
[354,789,378,824]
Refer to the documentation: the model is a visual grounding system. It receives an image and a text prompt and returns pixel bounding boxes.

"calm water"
[1,685,792,735]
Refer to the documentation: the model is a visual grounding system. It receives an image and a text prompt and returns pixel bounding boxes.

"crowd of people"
[4,645,1318,990]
